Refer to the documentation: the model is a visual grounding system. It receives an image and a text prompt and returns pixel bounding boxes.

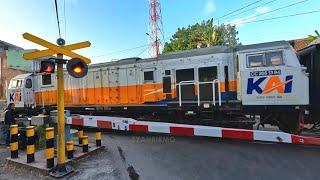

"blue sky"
[0,0,319,64]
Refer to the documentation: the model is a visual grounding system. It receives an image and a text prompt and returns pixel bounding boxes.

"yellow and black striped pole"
[78,127,84,145]
[95,131,101,147]
[82,136,89,153]
[46,127,55,168]
[10,124,18,159]
[26,126,35,163]
[66,141,74,159]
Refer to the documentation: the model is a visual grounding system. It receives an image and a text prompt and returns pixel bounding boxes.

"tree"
[306,30,320,44]
[163,19,239,54]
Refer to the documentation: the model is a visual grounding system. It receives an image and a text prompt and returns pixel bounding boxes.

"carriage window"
[25,79,32,88]
[42,74,52,86]
[266,51,283,66]
[247,54,264,67]
[144,71,154,81]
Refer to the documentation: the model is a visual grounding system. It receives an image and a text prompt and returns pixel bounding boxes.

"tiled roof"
[288,38,309,52]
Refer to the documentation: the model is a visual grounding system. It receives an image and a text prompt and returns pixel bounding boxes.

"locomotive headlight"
[67,58,88,78]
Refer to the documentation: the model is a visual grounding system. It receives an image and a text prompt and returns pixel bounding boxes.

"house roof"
[288,38,309,52]
[0,40,23,50]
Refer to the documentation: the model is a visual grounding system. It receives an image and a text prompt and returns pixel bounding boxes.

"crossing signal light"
[40,60,55,73]
[67,58,88,78]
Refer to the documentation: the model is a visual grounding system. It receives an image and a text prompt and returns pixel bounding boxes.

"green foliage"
[163,19,239,54]
[35,125,46,149]
[306,30,320,44]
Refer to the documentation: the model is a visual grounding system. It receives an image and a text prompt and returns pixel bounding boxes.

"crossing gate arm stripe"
[222,129,254,141]
[129,124,149,132]
[72,118,84,126]
[170,126,194,136]
[97,120,112,129]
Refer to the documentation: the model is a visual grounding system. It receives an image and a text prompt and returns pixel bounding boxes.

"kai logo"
[247,75,293,94]
[9,92,22,102]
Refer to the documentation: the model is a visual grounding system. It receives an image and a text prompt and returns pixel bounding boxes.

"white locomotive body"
[7,40,314,133]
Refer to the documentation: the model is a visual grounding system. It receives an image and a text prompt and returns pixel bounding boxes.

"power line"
[64,0,67,40]
[217,0,263,20]
[136,48,147,57]
[53,0,62,38]
[240,9,320,24]
[222,0,278,21]
[91,44,148,58]
[240,0,309,22]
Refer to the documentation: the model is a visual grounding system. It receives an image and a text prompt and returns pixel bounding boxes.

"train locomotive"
[7,40,320,133]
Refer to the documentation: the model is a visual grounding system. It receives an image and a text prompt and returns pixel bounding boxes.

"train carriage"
[7,40,316,133]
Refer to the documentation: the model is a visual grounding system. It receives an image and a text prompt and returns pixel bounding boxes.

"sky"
[0,0,319,64]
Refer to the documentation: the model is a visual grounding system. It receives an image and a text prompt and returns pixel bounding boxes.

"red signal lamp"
[67,58,88,78]
[40,60,55,73]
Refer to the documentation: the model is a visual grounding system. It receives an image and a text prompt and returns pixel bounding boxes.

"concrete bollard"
[46,127,55,169]
[26,126,35,163]
[82,136,89,153]
[95,131,101,147]
[78,127,84,145]
[66,141,74,159]
[10,124,19,159]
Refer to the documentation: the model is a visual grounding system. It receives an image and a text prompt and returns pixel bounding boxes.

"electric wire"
[54,0,62,38]
[216,0,263,20]
[222,0,278,21]
[64,0,67,40]
[240,0,309,22]
[239,9,320,24]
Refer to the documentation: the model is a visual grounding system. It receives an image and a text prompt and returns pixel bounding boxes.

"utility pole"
[148,0,164,58]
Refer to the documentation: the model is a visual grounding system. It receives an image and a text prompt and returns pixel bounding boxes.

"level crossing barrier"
[67,115,320,146]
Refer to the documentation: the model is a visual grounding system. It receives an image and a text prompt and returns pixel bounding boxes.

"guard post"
[10,124,19,159]
[26,126,35,163]
[82,136,89,153]
[66,141,74,159]
[46,127,55,169]
[78,127,84,145]
[22,33,91,177]
[95,131,102,147]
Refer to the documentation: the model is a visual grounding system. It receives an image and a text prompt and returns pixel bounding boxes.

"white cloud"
[204,0,216,15]
[255,6,270,14]
[229,6,270,26]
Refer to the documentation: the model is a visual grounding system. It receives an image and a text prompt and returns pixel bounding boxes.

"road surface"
[0,131,319,180]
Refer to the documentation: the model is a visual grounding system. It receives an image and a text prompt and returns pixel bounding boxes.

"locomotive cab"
[7,73,35,115]
[237,41,309,106]
[237,41,309,133]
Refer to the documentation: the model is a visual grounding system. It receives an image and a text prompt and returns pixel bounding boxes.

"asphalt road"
[1,131,320,180]
[80,131,320,180]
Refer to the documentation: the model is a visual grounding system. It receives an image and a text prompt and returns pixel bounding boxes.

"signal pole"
[22,33,91,177]
[56,53,66,171]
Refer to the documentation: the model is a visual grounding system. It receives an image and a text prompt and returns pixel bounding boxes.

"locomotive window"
[198,66,217,82]
[144,71,154,81]
[176,68,194,83]
[266,51,283,66]
[17,80,23,87]
[25,79,32,88]
[42,74,52,86]
[165,70,171,75]
[247,54,264,67]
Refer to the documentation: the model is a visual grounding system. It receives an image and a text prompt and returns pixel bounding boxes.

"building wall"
[0,51,26,100]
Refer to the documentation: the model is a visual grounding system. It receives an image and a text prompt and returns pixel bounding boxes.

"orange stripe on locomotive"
[34,81,237,106]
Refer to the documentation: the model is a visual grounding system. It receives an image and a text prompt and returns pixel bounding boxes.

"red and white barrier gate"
[67,115,320,146]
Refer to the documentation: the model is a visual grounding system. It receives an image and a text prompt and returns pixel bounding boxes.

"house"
[0,40,34,100]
